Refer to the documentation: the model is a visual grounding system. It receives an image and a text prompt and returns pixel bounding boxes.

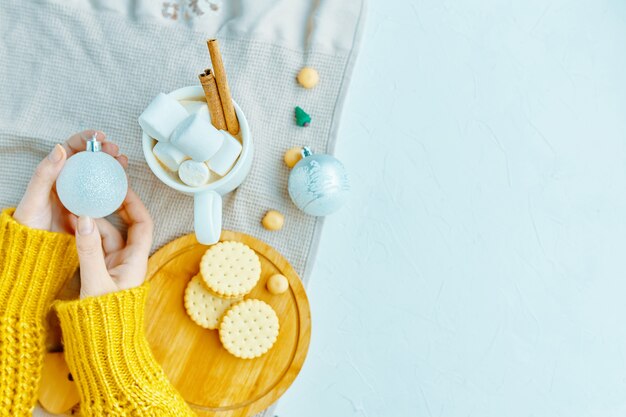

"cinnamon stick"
[199,70,227,131]
[207,39,239,135]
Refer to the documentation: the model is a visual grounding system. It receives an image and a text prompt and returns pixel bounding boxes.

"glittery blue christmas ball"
[56,150,128,218]
[288,147,350,216]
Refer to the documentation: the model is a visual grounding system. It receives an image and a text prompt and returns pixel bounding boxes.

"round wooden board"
[144,232,311,417]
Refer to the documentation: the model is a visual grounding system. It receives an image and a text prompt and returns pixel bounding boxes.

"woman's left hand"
[74,189,154,298]
[13,130,128,233]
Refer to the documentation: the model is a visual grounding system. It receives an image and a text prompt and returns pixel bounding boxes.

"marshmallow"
[178,160,211,187]
[207,132,242,176]
[170,112,224,162]
[153,142,187,172]
[179,100,208,116]
[138,93,189,142]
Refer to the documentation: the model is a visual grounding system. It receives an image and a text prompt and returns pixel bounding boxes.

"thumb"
[14,144,67,226]
[21,144,66,208]
[75,216,117,298]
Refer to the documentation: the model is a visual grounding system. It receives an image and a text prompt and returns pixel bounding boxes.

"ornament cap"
[86,133,102,152]
[301,146,312,158]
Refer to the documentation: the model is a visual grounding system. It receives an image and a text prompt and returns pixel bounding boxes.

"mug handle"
[194,190,222,244]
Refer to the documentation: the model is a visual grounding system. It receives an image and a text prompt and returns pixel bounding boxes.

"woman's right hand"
[74,189,154,298]
[13,130,127,234]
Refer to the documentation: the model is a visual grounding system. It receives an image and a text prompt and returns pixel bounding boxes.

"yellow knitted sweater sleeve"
[55,285,196,416]
[0,208,79,416]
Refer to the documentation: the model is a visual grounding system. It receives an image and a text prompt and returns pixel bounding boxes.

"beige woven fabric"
[0,0,365,415]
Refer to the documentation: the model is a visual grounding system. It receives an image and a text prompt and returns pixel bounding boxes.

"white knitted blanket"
[0,0,365,415]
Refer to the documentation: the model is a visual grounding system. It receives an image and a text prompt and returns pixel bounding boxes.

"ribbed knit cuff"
[0,208,79,321]
[55,285,194,415]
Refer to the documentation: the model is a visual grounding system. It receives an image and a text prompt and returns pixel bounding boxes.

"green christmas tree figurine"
[295,106,311,127]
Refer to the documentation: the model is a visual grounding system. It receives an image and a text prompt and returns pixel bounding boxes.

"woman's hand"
[12,129,149,298]
[74,189,154,298]
[13,130,128,233]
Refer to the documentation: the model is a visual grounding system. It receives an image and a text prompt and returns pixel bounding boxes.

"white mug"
[142,86,253,244]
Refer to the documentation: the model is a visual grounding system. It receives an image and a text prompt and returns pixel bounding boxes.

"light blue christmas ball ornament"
[288,147,350,216]
[56,134,128,218]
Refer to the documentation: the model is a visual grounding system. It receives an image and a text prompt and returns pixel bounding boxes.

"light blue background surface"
[277,1,626,416]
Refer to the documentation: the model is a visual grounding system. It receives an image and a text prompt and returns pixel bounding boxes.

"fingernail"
[78,216,93,235]
[48,144,63,162]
